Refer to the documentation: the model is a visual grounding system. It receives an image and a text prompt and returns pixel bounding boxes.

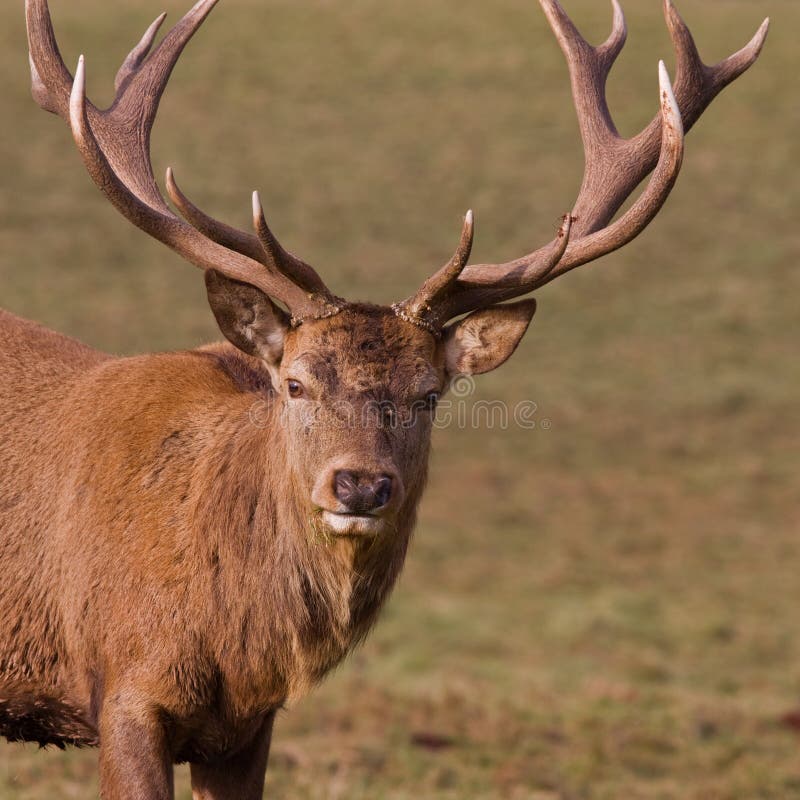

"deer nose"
[333,471,394,514]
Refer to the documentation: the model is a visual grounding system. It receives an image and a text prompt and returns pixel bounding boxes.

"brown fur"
[0,303,452,792]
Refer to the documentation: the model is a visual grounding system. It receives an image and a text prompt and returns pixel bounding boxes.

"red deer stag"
[1,0,767,797]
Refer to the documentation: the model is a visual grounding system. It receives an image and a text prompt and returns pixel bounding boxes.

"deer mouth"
[320,511,386,537]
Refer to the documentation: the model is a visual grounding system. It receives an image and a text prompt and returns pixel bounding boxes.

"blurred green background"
[1,0,797,798]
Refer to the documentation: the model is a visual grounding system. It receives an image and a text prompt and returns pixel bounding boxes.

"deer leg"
[190,712,276,800]
[98,699,174,800]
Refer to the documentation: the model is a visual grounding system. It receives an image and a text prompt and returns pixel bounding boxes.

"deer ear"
[205,269,290,366]
[442,298,537,377]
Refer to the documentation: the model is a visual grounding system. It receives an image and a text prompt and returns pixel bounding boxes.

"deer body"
[2,0,767,796]
[0,307,425,758]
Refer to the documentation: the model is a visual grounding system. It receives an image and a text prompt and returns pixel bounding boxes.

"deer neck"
[192,387,426,703]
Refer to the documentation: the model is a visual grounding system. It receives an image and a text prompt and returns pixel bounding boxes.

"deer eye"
[287,380,304,399]
[425,392,440,411]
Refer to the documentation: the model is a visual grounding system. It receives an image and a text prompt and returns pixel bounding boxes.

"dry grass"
[1,0,798,797]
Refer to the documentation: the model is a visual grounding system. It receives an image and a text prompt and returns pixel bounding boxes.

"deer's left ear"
[442,298,537,377]
[205,269,290,367]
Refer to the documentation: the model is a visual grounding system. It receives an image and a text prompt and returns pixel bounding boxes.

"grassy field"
[1,0,798,797]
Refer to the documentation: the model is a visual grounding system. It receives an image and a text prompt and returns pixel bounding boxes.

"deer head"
[26,0,768,538]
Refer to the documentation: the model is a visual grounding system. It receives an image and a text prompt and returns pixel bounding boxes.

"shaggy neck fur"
[178,358,426,711]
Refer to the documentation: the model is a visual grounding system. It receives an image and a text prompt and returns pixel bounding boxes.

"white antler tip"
[165,167,178,192]
[68,56,90,140]
[657,60,672,100]
[252,190,263,219]
[465,210,474,225]
[164,168,182,206]
[657,60,683,137]
[742,17,770,59]
[70,56,86,106]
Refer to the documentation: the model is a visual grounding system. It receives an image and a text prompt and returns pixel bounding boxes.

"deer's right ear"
[205,269,290,367]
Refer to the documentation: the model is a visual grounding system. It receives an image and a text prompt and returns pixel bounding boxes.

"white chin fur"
[321,511,385,537]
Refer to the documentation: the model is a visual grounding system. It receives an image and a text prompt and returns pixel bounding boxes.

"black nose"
[333,471,393,513]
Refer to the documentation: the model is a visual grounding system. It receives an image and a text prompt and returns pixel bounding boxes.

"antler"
[398,0,769,331]
[26,0,342,322]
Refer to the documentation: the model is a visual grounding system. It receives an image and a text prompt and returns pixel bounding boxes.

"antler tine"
[600,0,627,63]
[397,213,572,331]
[27,0,338,321]
[402,210,474,320]
[115,12,168,93]
[251,192,336,298]
[164,171,338,302]
[713,16,770,88]
[537,60,684,286]
[540,0,628,156]
[659,0,769,135]
[432,213,573,326]
[397,0,767,332]
[68,56,309,306]
[166,167,265,263]
[26,0,73,117]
